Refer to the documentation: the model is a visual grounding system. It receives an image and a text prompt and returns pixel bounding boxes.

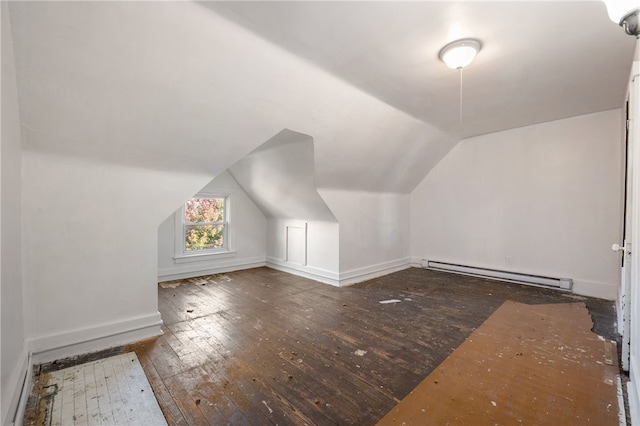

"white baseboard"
[158,256,266,282]
[266,257,340,286]
[628,380,639,426]
[2,342,30,426]
[617,376,627,426]
[338,258,412,286]
[572,279,617,300]
[28,312,163,365]
[628,356,640,426]
[266,257,412,287]
[410,257,424,268]
[266,257,339,285]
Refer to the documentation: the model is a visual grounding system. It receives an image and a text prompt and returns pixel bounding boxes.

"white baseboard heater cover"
[424,260,573,291]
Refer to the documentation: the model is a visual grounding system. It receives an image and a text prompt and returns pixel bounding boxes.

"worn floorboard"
[25,267,618,425]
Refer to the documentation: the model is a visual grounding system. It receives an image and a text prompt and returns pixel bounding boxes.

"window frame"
[173,192,236,263]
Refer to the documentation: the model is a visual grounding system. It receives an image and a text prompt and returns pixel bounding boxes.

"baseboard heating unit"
[424,260,573,291]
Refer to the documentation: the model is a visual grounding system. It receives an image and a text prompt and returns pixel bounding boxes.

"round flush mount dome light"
[603,0,639,37]
[438,38,482,70]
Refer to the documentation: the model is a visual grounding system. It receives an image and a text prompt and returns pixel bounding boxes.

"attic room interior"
[2,0,640,425]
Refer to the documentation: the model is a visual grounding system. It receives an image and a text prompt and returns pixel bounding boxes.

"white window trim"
[173,192,236,263]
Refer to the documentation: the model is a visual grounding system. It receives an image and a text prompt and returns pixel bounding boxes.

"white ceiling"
[205,1,636,138]
[7,1,637,194]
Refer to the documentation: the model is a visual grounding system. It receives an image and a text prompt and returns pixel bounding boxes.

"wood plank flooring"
[132,267,616,425]
[24,267,617,425]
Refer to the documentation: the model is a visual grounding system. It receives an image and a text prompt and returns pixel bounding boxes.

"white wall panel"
[411,110,623,299]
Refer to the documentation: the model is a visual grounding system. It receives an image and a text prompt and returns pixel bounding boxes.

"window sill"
[173,250,237,264]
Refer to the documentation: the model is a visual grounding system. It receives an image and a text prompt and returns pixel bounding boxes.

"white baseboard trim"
[159,256,266,282]
[628,357,640,426]
[28,312,163,364]
[628,379,639,426]
[266,257,412,287]
[266,257,340,286]
[617,376,627,426]
[2,343,30,426]
[410,257,424,268]
[572,279,617,300]
[338,258,412,286]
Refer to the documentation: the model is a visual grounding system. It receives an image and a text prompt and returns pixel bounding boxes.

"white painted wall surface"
[1,2,28,423]
[266,219,339,283]
[228,129,340,283]
[157,171,267,281]
[22,151,215,359]
[320,189,411,284]
[229,130,337,222]
[411,110,623,299]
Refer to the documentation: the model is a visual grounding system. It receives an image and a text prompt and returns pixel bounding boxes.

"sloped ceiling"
[228,129,337,222]
[8,1,453,193]
[206,1,637,138]
[7,1,636,194]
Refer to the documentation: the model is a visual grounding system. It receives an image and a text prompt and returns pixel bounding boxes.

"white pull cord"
[459,67,464,133]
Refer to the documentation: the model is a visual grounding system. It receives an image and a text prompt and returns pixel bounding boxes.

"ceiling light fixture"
[438,38,482,70]
[438,38,482,135]
[603,0,639,37]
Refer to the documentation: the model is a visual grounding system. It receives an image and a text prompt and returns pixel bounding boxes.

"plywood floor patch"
[45,352,167,426]
[377,301,621,425]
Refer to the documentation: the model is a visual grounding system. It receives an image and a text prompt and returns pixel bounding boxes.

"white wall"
[22,151,215,362]
[1,2,27,423]
[266,219,340,284]
[229,130,336,222]
[320,189,411,284]
[229,129,341,283]
[158,171,267,281]
[411,109,623,299]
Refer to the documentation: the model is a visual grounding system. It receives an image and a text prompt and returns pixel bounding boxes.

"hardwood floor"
[130,267,616,425]
[24,266,617,425]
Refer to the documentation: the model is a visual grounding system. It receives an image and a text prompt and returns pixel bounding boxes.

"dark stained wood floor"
[125,267,616,425]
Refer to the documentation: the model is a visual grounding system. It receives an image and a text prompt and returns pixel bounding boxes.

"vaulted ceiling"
[7,1,636,193]
[207,1,636,138]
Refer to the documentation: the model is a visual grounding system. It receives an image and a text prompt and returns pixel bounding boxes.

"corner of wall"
[337,258,412,287]
[2,342,30,426]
